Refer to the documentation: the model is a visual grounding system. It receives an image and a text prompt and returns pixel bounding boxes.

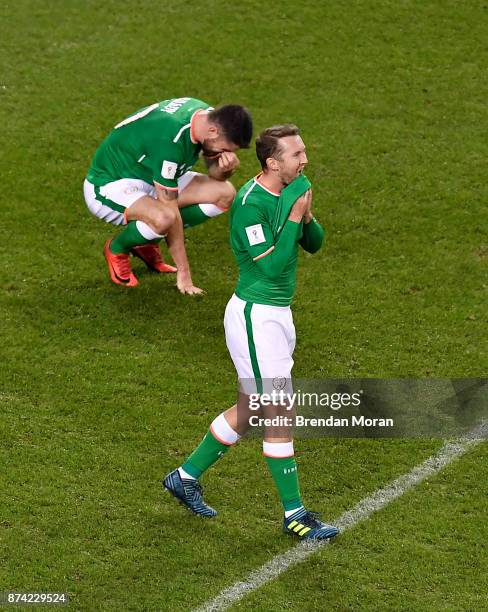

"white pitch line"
[195,422,487,612]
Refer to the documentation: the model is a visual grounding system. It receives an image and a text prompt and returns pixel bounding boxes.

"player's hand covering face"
[216,151,240,173]
[202,136,239,159]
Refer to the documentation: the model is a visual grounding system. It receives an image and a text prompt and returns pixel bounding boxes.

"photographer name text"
[249,415,394,428]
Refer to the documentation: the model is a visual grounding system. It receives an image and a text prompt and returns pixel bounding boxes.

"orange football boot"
[131,244,177,273]
[103,239,139,287]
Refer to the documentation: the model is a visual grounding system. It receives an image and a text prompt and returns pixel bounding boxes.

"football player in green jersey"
[164,125,339,540]
[84,97,252,293]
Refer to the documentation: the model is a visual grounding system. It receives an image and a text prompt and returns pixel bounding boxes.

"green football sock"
[265,456,303,512]
[110,221,157,254]
[181,430,231,478]
[180,204,212,229]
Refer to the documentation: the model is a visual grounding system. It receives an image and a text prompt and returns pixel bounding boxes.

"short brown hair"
[255,124,300,169]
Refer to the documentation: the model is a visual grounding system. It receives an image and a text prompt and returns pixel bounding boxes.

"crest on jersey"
[245,224,265,246]
[161,160,178,180]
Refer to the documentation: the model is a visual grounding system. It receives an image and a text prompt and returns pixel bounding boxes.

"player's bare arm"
[155,185,203,296]
[156,185,178,203]
[165,219,203,296]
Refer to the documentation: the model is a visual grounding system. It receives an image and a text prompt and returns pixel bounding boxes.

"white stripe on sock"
[178,467,195,480]
[199,203,226,218]
[284,506,304,518]
[263,441,294,458]
[136,220,164,241]
[211,413,241,445]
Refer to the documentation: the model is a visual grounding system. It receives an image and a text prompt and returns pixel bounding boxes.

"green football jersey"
[87,97,211,189]
[230,177,301,307]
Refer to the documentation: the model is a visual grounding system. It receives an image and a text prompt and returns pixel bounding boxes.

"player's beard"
[201,138,221,159]
[282,166,304,187]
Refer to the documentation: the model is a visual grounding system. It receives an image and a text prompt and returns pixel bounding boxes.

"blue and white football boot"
[283,508,339,540]
[163,469,217,518]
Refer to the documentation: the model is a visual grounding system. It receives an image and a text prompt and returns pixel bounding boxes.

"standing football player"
[164,125,339,540]
[83,97,252,293]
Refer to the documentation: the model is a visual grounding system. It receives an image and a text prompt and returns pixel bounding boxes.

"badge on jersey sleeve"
[245,224,266,246]
[161,160,178,180]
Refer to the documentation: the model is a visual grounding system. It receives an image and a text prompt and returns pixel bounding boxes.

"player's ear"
[207,123,219,138]
[267,157,280,172]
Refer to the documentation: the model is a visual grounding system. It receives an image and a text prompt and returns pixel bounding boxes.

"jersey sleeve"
[233,204,275,258]
[151,141,184,191]
[233,204,301,279]
[299,217,325,253]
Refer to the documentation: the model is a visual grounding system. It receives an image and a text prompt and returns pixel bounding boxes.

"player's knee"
[216,181,236,211]
[152,206,177,234]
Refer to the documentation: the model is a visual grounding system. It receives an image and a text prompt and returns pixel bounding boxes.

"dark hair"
[255,124,301,169]
[208,105,253,148]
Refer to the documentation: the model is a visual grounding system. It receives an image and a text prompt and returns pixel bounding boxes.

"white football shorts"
[83,172,199,226]
[224,293,296,394]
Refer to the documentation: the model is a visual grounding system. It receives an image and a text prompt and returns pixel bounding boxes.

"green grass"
[233,443,488,612]
[0,0,487,610]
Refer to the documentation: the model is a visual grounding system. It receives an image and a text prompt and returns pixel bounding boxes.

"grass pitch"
[1,1,487,610]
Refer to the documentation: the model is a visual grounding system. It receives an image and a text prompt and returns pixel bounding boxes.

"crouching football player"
[164,125,339,540]
[83,97,252,293]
